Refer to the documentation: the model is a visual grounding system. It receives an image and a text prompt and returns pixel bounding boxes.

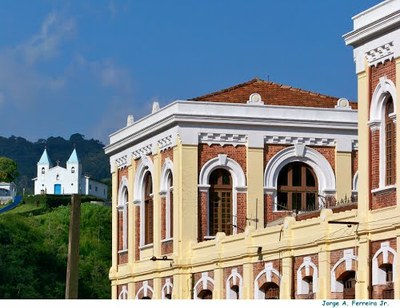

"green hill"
[0,134,110,194]
[0,202,111,299]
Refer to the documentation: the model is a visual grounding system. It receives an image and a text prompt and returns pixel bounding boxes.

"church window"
[144,172,153,245]
[71,166,75,173]
[41,167,45,175]
[277,162,318,212]
[56,174,60,181]
[209,169,232,236]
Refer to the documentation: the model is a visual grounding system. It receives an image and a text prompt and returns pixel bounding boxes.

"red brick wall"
[372,188,396,210]
[370,61,396,93]
[161,239,173,255]
[161,148,174,165]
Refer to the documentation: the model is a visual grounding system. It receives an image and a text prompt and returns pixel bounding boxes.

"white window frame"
[253,262,281,299]
[198,154,247,237]
[369,76,397,191]
[296,256,318,295]
[134,156,155,248]
[264,144,336,210]
[225,268,243,299]
[117,176,129,252]
[160,158,174,240]
[372,242,397,285]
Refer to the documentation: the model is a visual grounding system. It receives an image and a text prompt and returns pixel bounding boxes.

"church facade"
[105,0,400,300]
[33,148,108,200]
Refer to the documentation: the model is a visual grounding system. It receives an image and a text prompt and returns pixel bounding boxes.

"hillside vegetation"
[0,202,111,299]
[0,134,110,194]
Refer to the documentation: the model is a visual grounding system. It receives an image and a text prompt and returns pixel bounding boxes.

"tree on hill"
[0,157,19,183]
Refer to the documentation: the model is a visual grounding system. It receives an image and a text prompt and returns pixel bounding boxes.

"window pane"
[277,192,287,210]
[278,166,288,186]
[306,168,316,186]
[306,193,317,211]
[292,193,301,211]
[292,165,301,186]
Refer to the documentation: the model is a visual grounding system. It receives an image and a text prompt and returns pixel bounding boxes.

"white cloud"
[22,12,75,65]
[0,12,74,108]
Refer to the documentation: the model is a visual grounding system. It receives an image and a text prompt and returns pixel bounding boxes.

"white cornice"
[199,132,247,147]
[105,101,357,156]
[264,136,335,147]
[343,2,400,47]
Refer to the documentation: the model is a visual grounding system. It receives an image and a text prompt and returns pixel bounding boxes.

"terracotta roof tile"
[190,78,358,109]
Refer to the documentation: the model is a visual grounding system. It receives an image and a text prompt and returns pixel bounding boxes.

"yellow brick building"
[104,0,400,300]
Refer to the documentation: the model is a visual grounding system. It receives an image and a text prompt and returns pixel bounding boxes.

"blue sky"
[0,0,381,144]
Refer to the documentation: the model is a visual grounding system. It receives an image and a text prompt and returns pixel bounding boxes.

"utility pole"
[65,194,81,299]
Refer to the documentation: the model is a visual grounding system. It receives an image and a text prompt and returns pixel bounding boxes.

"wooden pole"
[65,194,81,299]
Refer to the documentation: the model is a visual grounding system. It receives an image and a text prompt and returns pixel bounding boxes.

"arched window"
[71,166,75,174]
[118,286,128,300]
[277,162,318,212]
[341,271,356,299]
[209,169,232,236]
[226,268,243,299]
[198,289,212,299]
[260,282,279,299]
[118,185,128,252]
[144,172,153,245]
[302,276,314,299]
[385,97,396,186]
[166,171,173,239]
[41,167,45,175]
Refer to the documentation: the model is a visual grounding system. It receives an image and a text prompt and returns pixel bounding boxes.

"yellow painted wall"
[246,148,264,230]
[335,152,352,202]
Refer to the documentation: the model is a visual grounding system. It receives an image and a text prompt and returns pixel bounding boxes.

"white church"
[33,148,108,200]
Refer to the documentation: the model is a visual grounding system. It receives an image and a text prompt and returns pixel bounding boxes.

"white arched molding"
[133,156,155,247]
[160,158,174,194]
[118,285,128,300]
[296,257,318,295]
[117,176,129,252]
[160,159,174,240]
[264,144,336,210]
[352,171,358,199]
[253,262,281,299]
[161,278,173,299]
[135,281,154,299]
[198,154,247,236]
[372,242,397,285]
[194,272,215,300]
[225,268,243,299]
[330,249,357,293]
[369,76,397,190]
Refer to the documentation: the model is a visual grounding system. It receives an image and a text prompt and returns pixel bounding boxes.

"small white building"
[33,148,108,200]
[0,182,17,204]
